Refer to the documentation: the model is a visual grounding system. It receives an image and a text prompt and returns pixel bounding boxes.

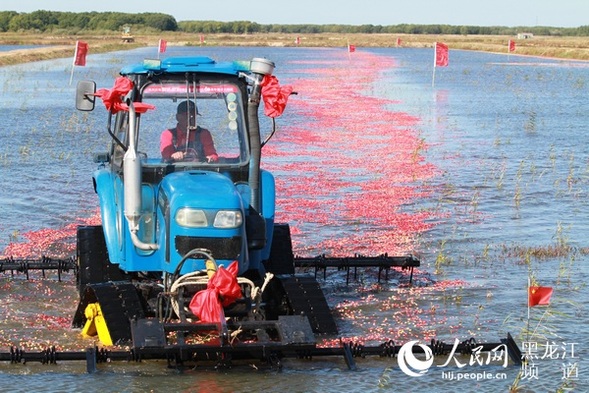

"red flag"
[435,42,449,67]
[158,39,167,53]
[529,286,553,307]
[74,41,88,66]
[508,40,516,52]
[348,44,356,53]
[260,75,293,118]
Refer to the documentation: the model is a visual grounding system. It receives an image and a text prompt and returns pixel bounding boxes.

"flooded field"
[0,45,588,391]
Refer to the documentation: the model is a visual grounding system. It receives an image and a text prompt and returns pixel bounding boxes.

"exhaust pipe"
[123,102,158,251]
[247,58,275,212]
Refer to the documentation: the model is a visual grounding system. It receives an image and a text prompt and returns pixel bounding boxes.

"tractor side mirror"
[76,80,96,111]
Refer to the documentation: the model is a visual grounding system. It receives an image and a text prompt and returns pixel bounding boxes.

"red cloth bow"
[189,261,242,324]
[260,75,293,118]
[95,76,155,114]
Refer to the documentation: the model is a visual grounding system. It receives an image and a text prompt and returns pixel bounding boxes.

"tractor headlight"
[175,208,208,228]
[213,210,243,228]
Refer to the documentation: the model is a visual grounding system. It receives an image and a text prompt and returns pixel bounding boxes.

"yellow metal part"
[81,302,114,346]
[205,259,217,278]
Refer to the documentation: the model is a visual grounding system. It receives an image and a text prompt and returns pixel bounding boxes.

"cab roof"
[120,56,251,76]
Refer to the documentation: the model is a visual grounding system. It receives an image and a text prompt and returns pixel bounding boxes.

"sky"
[4,0,589,28]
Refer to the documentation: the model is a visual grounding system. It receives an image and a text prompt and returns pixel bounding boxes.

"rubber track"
[278,276,338,335]
[85,282,146,345]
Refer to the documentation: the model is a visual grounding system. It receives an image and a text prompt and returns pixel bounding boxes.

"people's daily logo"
[397,340,434,377]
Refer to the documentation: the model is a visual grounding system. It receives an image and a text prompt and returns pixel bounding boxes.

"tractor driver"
[160,100,219,163]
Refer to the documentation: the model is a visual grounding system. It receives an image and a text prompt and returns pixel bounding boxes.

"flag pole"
[347,41,351,60]
[527,276,530,320]
[69,40,79,86]
[526,276,531,341]
[432,42,437,88]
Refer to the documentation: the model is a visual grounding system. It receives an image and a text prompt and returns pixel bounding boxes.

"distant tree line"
[1,10,588,37]
[0,11,177,32]
[178,21,589,36]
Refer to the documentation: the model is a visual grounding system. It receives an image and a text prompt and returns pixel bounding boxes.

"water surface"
[0,45,587,392]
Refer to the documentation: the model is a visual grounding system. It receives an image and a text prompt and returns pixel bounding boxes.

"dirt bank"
[1,32,588,66]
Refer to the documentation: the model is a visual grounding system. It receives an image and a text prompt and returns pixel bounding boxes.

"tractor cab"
[115,80,250,170]
[76,57,279,279]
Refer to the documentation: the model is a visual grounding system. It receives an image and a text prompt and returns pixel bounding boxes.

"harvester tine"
[342,341,358,371]
[86,347,97,374]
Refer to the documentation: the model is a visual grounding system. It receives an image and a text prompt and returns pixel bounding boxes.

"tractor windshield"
[135,81,249,168]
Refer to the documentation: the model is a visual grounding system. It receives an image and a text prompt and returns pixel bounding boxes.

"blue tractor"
[71,56,339,352]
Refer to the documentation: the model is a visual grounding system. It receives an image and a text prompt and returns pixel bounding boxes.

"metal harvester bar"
[0,332,522,373]
[0,256,77,281]
[294,254,420,284]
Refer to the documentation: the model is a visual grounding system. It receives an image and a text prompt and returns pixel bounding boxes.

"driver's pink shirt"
[160,125,218,161]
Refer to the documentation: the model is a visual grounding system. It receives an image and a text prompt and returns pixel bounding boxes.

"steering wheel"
[181,148,207,163]
[182,148,198,161]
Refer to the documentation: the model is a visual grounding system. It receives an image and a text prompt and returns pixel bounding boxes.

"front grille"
[175,236,241,260]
